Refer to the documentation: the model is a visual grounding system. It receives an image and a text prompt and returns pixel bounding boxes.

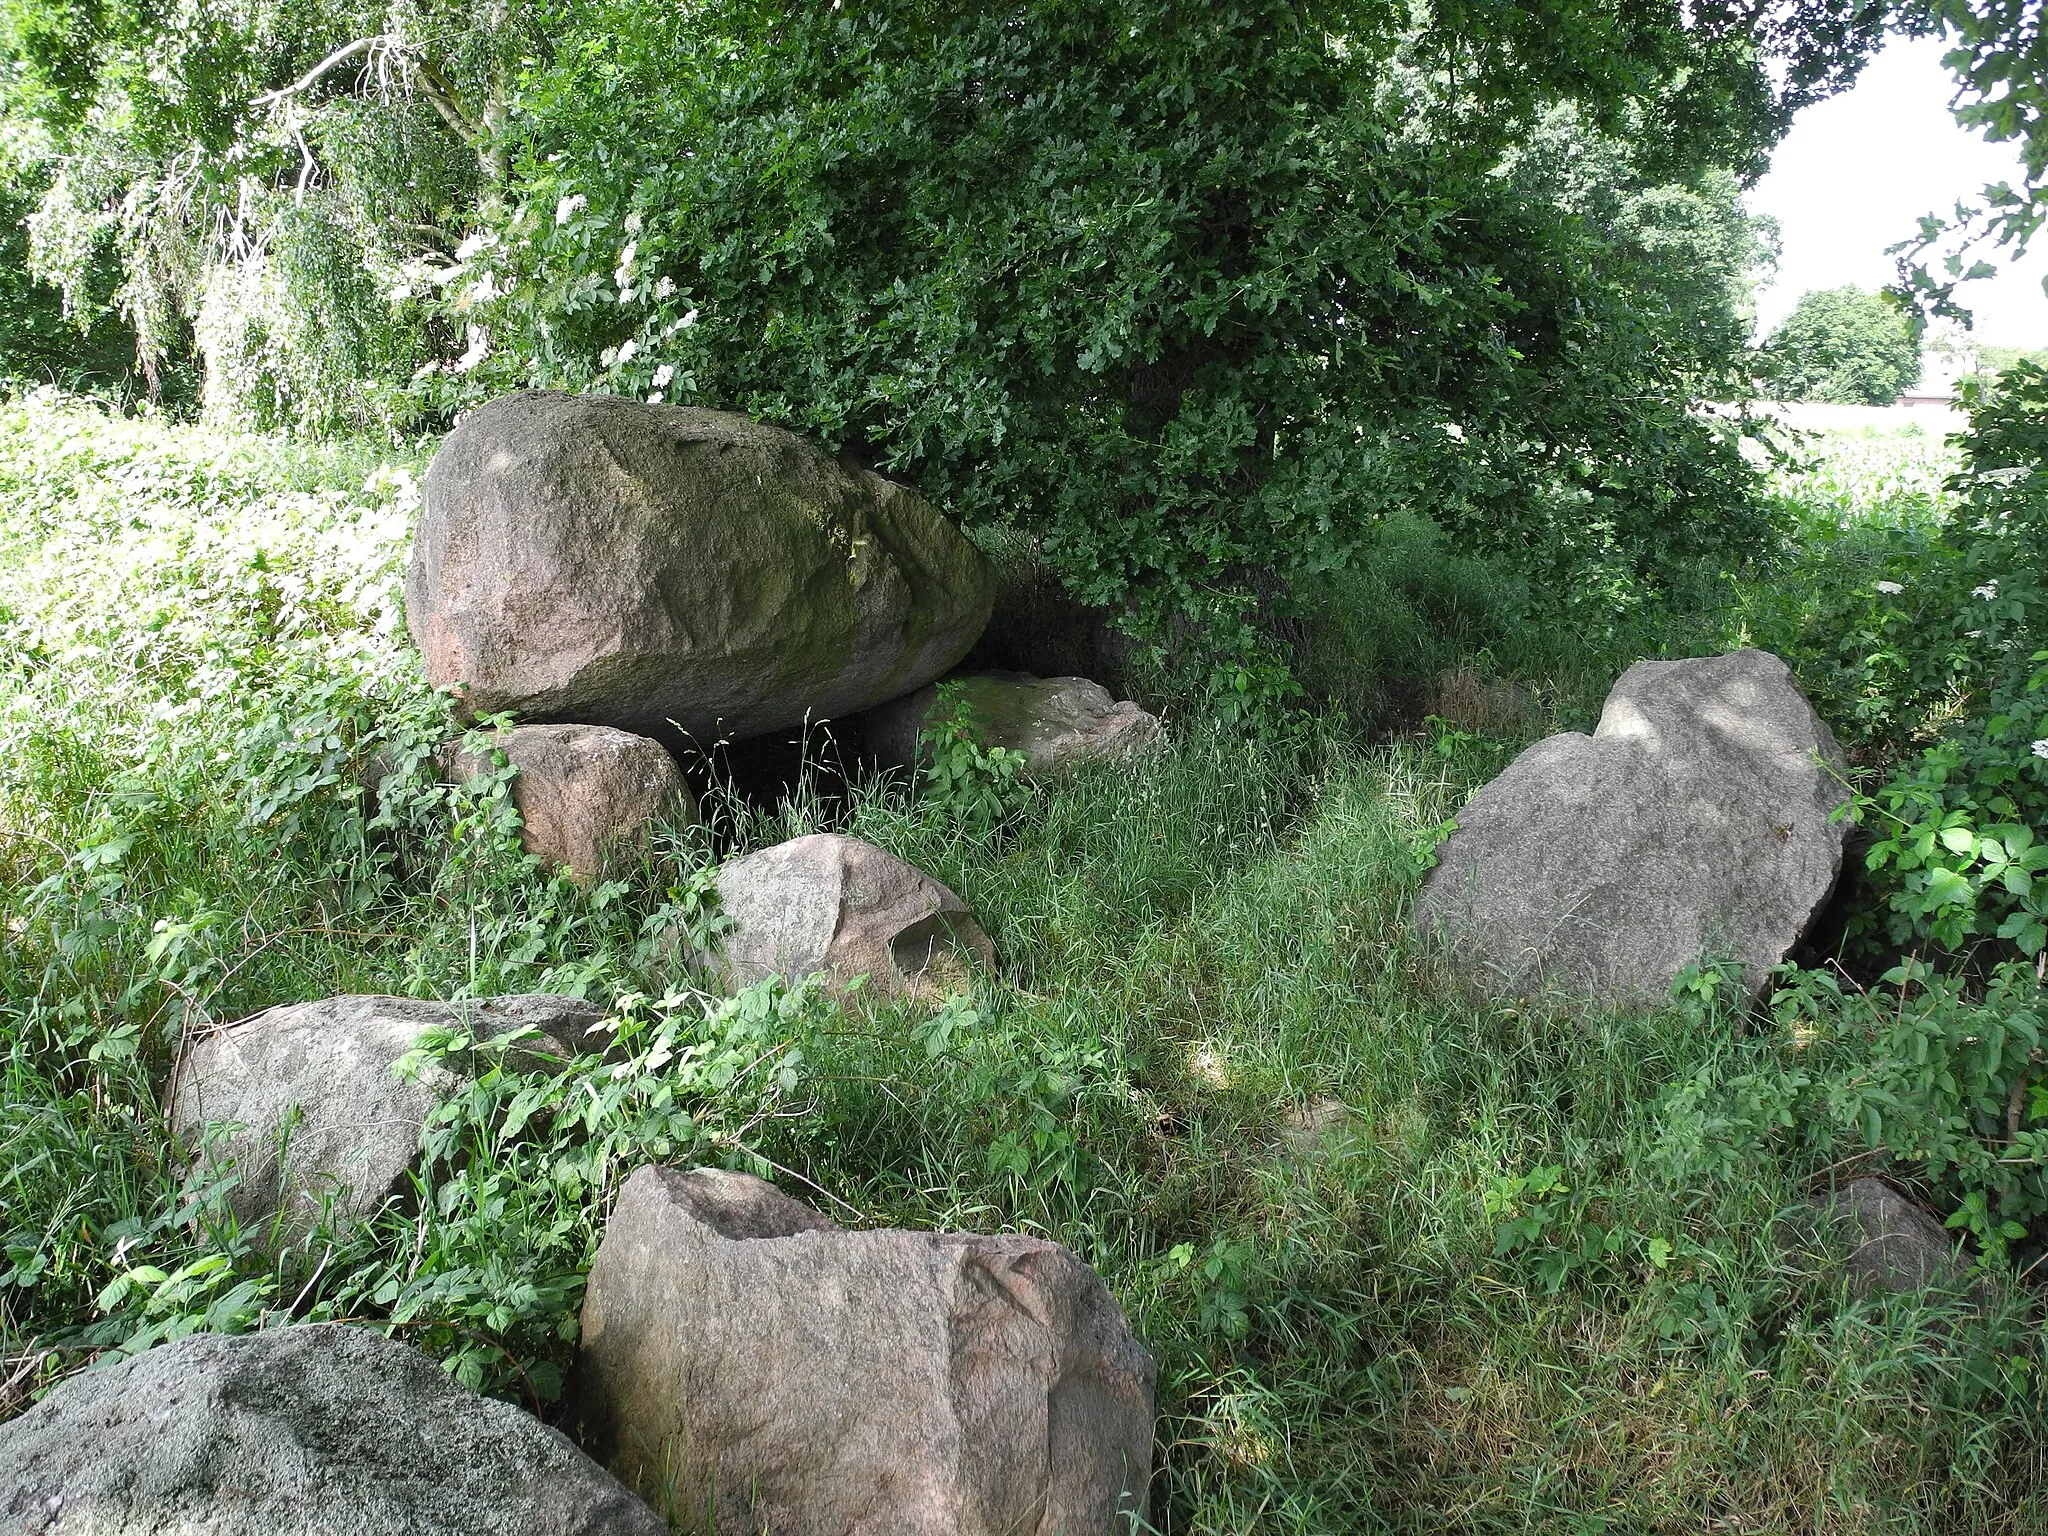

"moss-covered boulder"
[407,393,995,742]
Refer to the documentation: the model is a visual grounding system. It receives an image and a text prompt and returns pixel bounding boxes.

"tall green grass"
[3,394,2043,1532]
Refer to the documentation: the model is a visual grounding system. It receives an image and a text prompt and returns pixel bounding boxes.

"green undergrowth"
[4,391,2046,1533]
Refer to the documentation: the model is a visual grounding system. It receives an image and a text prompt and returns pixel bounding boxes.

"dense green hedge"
[457,2,1783,696]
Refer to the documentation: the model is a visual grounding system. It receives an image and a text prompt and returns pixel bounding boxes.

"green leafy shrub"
[1720,371,2048,964]
[914,682,1033,835]
[1659,959,2048,1262]
[327,979,826,1400]
[1848,369,2048,959]
[465,0,1790,689]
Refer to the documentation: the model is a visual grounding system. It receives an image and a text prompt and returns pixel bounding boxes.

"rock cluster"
[1416,649,1849,1006]
[400,391,1153,980]
[16,391,1899,1535]
[66,396,1166,1536]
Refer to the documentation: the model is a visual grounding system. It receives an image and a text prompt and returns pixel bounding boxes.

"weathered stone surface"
[0,1324,664,1536]
[1818,1178,1972,1295]
[573,1166,1156,1536]
[1416,649,1849,1005]
[864,671,1162,777]
[441,723,694,880]
[170,993,603,1233]
[710,832,995,1000]
[407,392,996,742]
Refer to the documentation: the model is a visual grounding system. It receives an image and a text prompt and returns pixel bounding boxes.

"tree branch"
[251,36,382,110]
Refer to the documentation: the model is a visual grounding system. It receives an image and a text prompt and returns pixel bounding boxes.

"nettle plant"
[914,683,1033,835]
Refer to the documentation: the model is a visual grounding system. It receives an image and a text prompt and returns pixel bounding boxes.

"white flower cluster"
[2034,739,2048,761]
[1973,581,1999,600]
[1875,581,1903,595]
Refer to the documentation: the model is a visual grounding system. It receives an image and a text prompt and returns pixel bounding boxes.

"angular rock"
[407,391,996,742]
[864,671,1162,777]
[711,832,995,1000]
[170,993,604,1233]
[0,1324,664,1536]
[573,1166,1156,1536]
[1818,1178,1972,1295]
[441,723,694,880]
[1416,649,1849,1005]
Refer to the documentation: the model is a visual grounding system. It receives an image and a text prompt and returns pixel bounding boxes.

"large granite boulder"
[407,392,996,742]
[864,671,1162,777]
[0,1324,664,1536]
[573,1166,1156,1535]
[709,832,995,1000]
[1416,649,1849,1005]
[170,993,603,1234]
[441,723,694,881]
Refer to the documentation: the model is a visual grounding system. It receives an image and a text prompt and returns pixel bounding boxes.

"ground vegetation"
[4,379,2048,1531]
[6,2,2048,1529]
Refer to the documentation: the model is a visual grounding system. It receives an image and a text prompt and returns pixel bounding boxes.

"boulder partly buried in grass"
[708,832,995,1001]
[406,391,996,743]
[0,1324,665,1536]
[1416,649,1849,1006]
[1816,1178,1974,1296]
[572,1165,1156,1536]
[864,671,1161,776]
[440,722,694,881]
[170,993,603,1235]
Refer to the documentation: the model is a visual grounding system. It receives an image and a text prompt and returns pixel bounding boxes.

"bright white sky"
[1748,33,2048,350]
